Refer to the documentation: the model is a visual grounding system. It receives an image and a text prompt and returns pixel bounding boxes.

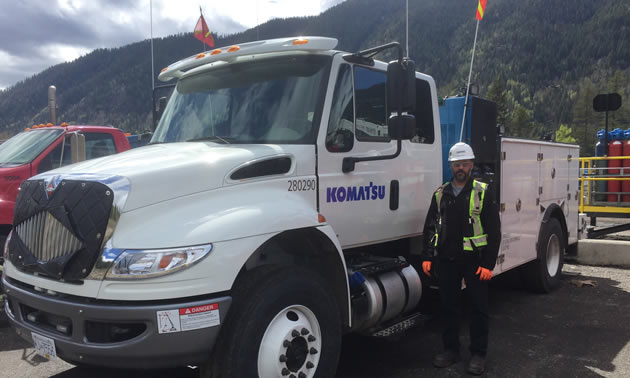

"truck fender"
[239,225,351,329]
[537,202,568,258]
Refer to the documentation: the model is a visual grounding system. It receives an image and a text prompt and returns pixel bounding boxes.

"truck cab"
[0,125,131,254]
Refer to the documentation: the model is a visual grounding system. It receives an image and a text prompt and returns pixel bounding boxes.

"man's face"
[450,160,474,183]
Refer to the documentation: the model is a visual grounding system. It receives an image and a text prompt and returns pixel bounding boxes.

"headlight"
[106,244,212,279]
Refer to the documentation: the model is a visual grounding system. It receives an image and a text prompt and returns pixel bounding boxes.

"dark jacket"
[422,178,501,270]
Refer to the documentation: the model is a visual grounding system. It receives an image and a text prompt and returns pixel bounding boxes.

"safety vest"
[433,179,488,251]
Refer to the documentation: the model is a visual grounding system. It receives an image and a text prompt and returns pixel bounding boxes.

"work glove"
[422,261,432,277]
[476,266,492,281]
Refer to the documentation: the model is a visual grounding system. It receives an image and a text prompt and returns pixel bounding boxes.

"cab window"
[85,133,117,159]
[354,66,388,141]
[410,78,435,144]
[326,64,354,152]
[38,138,72,174]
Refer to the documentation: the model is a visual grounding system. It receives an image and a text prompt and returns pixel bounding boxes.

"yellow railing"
[579,156,630,214]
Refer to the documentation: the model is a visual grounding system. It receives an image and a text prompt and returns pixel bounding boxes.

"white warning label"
[156,303,220,334]
[179,303,220,331]
[157,309,181,334]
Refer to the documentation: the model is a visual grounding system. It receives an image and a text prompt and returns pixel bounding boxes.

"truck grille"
[8,178,114,281]
[14,212,83,262]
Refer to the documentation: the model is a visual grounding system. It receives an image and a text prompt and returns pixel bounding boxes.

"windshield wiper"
[186,136,233,144]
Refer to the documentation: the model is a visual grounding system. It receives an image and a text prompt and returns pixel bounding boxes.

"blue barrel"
[594,129,608,201]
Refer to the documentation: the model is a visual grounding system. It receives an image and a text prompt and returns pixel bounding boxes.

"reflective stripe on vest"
[434,180,488,251]
[433,182,450,247]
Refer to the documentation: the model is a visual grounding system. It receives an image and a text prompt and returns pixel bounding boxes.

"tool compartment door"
[499,139,540,272]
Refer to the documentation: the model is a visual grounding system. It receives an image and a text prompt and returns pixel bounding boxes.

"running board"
[370,312,431,338]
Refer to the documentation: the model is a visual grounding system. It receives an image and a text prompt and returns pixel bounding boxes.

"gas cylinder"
[595,129,608,202]
[607,128,624,202]
[622,128,630,203]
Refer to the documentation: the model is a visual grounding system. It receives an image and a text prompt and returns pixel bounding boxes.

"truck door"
[499,140,539,272]
[317,59,441,248]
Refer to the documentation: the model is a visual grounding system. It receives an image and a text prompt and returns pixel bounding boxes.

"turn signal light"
[293,39,309,45]
[318,213,326,223]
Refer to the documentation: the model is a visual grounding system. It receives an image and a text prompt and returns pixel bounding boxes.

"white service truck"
[2,37,580,377]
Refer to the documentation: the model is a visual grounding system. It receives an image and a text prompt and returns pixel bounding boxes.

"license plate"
[31,332,57,359]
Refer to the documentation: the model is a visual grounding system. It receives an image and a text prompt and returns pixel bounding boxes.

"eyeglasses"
[450,161,472,168]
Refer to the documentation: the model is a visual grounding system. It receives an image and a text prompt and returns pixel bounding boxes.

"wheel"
[201,266,341,378]
[523,218,564,293]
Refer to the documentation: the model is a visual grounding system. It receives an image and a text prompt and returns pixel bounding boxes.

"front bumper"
[2,275,231,369]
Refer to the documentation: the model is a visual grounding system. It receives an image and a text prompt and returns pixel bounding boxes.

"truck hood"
[37,142,311,212]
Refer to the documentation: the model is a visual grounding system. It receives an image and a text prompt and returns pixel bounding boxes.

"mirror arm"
[342,140,402,173]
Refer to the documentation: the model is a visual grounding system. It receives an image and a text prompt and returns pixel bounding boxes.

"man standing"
[422,142,501,375]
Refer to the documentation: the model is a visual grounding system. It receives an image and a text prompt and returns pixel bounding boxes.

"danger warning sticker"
[157,303,220,334]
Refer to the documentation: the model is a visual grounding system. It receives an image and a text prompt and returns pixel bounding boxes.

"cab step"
[370,312,432,338]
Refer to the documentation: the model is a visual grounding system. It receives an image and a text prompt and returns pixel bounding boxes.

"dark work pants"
[437,257,489,356]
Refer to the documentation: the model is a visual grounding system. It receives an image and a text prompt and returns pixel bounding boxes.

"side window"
[326,64,354,152]
[38,138,72,174]
[410,79,435,144]
[85,133,117,159]
[354,66,388,141]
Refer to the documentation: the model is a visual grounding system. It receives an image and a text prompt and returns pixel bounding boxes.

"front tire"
[201,266,341,378]
[524,218,564,293]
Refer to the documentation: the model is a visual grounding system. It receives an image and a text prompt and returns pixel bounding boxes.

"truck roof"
[158,36,339,82]
[25,125,121,133]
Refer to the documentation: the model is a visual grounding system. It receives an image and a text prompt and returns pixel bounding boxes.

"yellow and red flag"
[476,0,487,20]
[194,13,215,48]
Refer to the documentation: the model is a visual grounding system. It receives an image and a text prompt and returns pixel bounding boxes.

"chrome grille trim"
[15,212,83,262]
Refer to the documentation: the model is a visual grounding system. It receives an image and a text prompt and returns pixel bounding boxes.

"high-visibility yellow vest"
[434,179,488,251]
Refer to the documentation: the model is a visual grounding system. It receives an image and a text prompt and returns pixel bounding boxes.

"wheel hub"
[285,336,308,371]
[257,305,322,378]
[546,233,560,277]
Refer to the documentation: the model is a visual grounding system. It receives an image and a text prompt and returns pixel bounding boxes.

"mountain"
[1,0,629,155]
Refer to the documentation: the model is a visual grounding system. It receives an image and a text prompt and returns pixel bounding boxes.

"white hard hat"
[448,142,475,162]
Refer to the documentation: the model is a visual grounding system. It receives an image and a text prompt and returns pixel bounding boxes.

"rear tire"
[201,266,341,378]
[524,218,564,293]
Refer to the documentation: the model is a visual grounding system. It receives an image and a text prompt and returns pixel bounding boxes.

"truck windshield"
[0,129,63,166]
[152,55,330,144]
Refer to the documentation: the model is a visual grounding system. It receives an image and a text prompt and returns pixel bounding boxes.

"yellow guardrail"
[579,156,630,214]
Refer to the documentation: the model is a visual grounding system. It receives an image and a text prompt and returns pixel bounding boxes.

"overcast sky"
[0,0,345,90]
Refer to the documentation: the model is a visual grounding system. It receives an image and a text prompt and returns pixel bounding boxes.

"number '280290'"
[287,179,316,192]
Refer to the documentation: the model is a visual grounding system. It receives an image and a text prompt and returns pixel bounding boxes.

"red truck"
[0,125,131,253]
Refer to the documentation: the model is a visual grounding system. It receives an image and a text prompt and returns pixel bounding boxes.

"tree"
[509,104,532,137]
[555,124,577,144]
[571,78,598,156]
[486,76,510,128]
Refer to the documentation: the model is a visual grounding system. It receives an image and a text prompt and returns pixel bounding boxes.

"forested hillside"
[1,0,629,155]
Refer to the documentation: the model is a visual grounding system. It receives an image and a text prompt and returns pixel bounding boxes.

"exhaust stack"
[48,85,56,125]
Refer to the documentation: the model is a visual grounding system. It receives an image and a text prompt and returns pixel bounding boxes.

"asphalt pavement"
[1,263,630,377]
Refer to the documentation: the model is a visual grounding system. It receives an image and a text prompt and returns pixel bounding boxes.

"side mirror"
[388,114,416,140]
[152,96,168,130]
[387,59,416,114]
[70,133,86,163]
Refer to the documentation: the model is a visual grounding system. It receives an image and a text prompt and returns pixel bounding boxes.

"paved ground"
[2,263,630,377]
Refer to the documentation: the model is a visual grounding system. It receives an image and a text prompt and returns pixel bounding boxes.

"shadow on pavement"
[336,267,630,377]
[50,367,199,378]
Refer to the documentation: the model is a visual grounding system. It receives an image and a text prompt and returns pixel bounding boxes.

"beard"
[454,170,469,183]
